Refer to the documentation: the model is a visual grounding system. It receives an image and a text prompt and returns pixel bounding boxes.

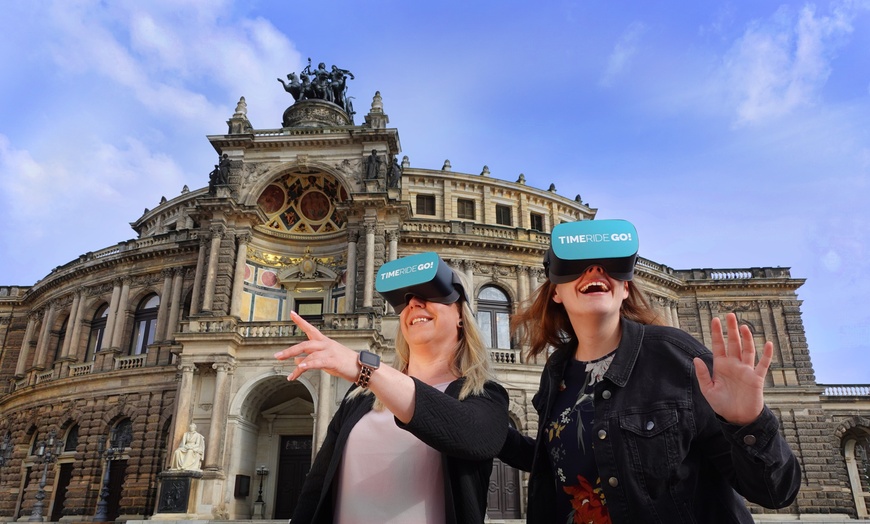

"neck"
[407,344,459,385]
[570,313,622,361]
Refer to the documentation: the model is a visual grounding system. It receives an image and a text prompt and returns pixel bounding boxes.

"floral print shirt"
[544,352,615,524]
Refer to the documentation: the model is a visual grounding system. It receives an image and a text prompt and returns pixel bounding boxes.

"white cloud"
[600,22,646,87]
[721,4,854,124]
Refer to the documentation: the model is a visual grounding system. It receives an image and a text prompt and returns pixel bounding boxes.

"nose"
[584,265,606,275]
[407,295,427,308]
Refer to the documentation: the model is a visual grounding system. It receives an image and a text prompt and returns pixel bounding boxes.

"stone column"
[315,371,334,450]
[699,301,717,348]
[61,292,82,358]
[387,230,398,262]
[110,278,131,350]
[517,266,529,306]
[462,260,475,310]
[155,269,173,342]
[344,231,359,314]
[770,301,794,366]
[67,288,88,360]
[230,233,251,318]
[167,269,184,341]
[189,238,208,316]
[529,268,543,298]
[202,226,224,313]
[34,302,58,368]
[670,300,680,329]
[204,362,233,470]
[171,362,197,461]
[362,224,375,308]
[102,280,122,351]
[15,314,38,377]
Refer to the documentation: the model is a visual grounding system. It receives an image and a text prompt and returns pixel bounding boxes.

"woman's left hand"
[693,312,773,426]
[274,311,360,383]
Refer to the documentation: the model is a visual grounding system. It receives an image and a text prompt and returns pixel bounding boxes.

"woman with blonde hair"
[276,252,509,523]
[499,219,801,523]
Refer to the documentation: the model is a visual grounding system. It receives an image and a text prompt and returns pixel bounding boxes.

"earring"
[457,320,464,328]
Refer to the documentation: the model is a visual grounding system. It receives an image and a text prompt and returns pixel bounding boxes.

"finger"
[290,310,324,340]
[693,357,714,392]
[755,341,774,378]
[739,324,757,365]
[710,316,726,359]
[273,341,313,360]
[725,313,742,360]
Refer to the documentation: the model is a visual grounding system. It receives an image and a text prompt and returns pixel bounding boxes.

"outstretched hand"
[693,313,773,426]
[274,311,359,383]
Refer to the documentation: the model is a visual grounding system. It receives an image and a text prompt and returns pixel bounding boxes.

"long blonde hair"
[512,279,663,362]
[352,300,494,408]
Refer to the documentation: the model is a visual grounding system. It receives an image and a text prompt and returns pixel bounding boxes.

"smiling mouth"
[410,317,432,325]
[580,281,611,294]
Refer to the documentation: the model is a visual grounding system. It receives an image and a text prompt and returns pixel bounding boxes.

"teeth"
[411,317,431,325]
[580,281,610,293]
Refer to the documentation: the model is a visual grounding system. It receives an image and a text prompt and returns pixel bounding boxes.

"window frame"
[416,194,436,216]
[495,204,512,226]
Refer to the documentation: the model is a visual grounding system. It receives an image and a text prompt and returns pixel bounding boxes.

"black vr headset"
[375,252,469,313]
[544,219,639,283]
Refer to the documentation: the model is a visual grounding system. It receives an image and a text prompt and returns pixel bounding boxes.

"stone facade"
[0,92,868,523]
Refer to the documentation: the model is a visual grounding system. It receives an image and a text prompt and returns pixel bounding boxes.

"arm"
[692,313,801,508]
[498,426,535,471]
[275,311,420,422]
[397,379,510,461]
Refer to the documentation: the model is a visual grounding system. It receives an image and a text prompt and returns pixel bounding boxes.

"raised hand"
[693,312,774,426]
[274,311,359,383]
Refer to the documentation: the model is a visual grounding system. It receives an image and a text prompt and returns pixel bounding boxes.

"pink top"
[335,382,451,524]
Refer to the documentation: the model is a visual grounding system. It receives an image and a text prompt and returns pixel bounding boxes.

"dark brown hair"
[512,279,663,362]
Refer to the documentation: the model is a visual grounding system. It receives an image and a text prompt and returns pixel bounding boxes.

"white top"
[335,382,451,524]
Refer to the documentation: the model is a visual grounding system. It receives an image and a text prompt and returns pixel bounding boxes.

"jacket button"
[608,477,619,487]
[646,420,655,431]
[743,434,757,446]
[601,390,611,399]
[598,430,607,440]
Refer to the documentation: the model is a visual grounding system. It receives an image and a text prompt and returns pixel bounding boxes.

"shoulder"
[640,323,710,360]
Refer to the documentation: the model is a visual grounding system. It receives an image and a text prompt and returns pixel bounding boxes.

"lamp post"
[28,429,64,522]
[93,428,121,522]
[255,465,268,503]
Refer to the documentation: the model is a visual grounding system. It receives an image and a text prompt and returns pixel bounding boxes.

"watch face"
[359,350,380,368]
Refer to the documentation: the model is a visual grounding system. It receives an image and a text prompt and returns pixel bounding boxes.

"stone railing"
[489,349,522,364]
[115,354,147,371]
[820,384,870,397]
[69,362,94,377]
[402,221,550,246]
[35,370,55,384]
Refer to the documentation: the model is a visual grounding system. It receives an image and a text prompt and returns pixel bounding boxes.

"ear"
[620,281,630,300]
[552,288,563,304]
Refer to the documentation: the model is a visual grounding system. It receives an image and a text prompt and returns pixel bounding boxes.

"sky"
[0,0,867,384]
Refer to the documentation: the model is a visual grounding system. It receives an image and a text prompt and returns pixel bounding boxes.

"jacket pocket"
[618,408,682,501]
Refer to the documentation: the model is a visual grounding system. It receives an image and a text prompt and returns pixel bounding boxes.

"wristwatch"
[356,350,380,389]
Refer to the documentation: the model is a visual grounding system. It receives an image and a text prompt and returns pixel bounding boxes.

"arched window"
[130,294,160,355]
[846,435,870,517]
[476,286,511,350]
[85,304,109,362]
[64,425,79,453]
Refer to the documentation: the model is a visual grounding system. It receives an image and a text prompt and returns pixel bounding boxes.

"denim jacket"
[499,318,801,523]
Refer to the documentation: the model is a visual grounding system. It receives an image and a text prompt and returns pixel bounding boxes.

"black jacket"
[499,318,801,523]
[292,377,510,523]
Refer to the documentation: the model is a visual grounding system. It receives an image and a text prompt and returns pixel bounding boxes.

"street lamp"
[28,429,64,522]
[255,465,269,503]
[93,423,132,522]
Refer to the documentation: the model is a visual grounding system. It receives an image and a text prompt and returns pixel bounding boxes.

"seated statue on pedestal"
[171,423,205,471]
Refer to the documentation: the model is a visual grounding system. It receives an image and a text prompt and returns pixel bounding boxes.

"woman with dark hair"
[499,219,801,523]
[276,252,509,523]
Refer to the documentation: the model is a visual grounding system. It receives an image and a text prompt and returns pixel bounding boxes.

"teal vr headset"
[545,219,639,283]
[375,252,469,313]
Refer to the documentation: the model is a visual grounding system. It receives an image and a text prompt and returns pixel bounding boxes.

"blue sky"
[0,1,867,383]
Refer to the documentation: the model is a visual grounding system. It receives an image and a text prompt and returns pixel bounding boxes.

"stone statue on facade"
[279,58,355,120]
[365,150,382,180]
[171,423,205,471]
[388,156,402,188]
[208,154,230,195]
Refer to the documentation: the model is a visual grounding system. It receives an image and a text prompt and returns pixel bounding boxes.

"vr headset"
[544,219,639,283]
[375,252,469,313]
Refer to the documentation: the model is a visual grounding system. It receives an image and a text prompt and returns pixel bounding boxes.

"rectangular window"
[530,212,544,231]
[495,204,512,226]
[457,198,475,220]
[416,194,436,216]
[296,300,324,321]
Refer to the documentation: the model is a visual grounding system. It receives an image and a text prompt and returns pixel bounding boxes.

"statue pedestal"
[151,469,203,520]
[363,178,383,192]
[251,500,266,520]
